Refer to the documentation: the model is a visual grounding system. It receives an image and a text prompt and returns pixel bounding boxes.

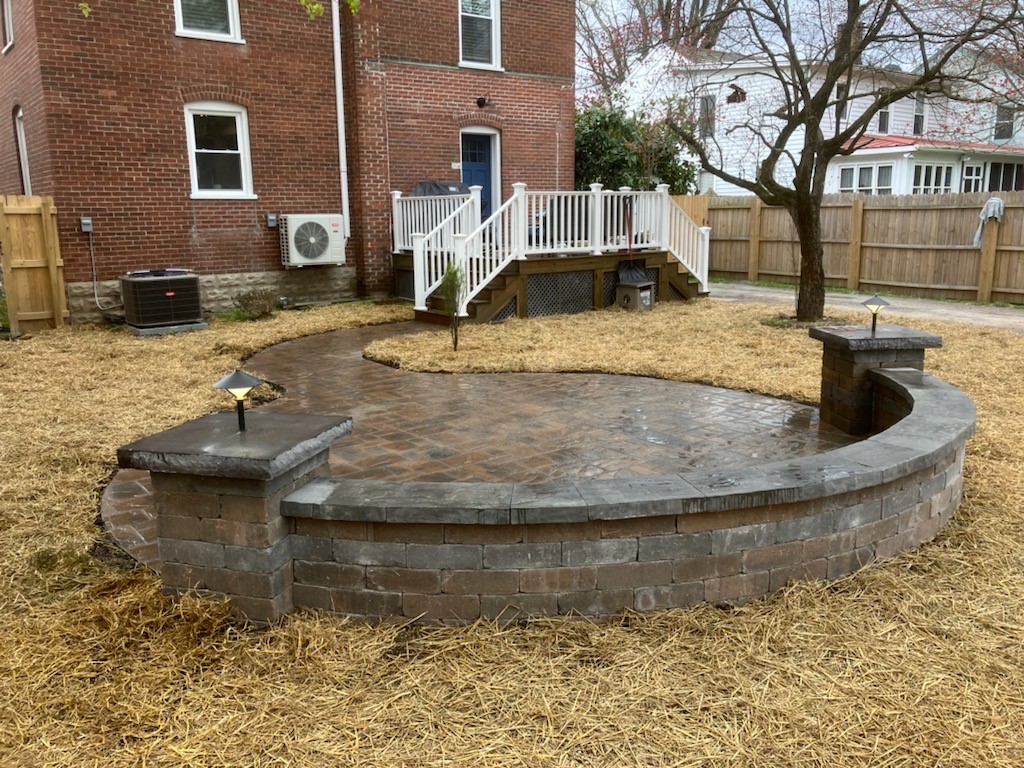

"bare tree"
[577,0,740,100]
[660,0,1024,320]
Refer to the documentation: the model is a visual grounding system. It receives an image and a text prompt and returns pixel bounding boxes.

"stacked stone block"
[809,325,942,435]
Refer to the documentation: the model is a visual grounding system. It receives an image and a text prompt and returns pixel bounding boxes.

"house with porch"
[618,46,1024,199]
[0,0,591,322]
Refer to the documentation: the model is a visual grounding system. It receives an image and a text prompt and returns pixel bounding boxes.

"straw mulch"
[3,297,1024,767]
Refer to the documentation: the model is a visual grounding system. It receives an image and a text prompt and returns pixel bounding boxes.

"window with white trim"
[13,107,30,195]
[912,163,953,194]
[174,0,243,44]
[838,164,892,195]
[699,95,716,139]
[994,105,1015,141]
[184,102,255,199]
[988,162,1024,192]
[460,0,500,68]
[876,104,890,134]
[913,95,926,135]
[1,0,13,53]
[962,164,984,193]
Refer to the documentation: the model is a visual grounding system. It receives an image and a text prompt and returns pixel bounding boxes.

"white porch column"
[413,233,427,310]
[512,182,528,260]
[589,182,604,255]
[656,184,671,251]
[468,185,483,232]
[391,191,404,252]
[698,226,711,290]
[454,234,470,316]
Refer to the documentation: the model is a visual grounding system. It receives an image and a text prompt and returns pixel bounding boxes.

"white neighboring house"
[617,46,1024,197]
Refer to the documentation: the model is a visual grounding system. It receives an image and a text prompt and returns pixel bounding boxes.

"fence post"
[589,182,604,255]
[39,196,67,327]
[747,198,762,281]
[454,233,470,316]
[468,185,482,232]
[0,197,17,336]
[412,233,427,311]
[846,198,865,291]
[512,183,528,260]
[978,214,1000,303]
[656,184,671,250]
[391,191,403,252]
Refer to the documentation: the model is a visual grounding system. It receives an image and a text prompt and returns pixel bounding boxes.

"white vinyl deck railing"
[411,188,481,310]
[392,191,473,253]
[403,182,710,315]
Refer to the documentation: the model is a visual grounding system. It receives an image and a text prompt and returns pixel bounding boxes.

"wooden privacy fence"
[703,190,1024,304]
[0,195,68,336]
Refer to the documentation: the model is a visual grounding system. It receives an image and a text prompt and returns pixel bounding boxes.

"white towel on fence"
[974,197,1005,248]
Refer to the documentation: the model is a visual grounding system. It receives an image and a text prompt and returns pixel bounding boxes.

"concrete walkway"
[710,281,1024,333]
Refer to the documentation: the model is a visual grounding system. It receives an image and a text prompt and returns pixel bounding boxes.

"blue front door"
[461,133,493,218]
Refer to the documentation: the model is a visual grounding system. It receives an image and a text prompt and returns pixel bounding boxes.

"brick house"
[0,0,575,322]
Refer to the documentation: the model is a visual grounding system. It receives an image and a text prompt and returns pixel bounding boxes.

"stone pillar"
[809,324,942,435]
[118,412,352,622]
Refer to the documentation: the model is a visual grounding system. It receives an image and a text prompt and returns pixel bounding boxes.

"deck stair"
[394,183,710,322]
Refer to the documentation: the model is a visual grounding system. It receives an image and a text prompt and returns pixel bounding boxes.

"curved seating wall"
[277,368,975,621]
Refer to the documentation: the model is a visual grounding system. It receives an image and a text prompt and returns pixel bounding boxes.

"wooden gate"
[0,195,68,337]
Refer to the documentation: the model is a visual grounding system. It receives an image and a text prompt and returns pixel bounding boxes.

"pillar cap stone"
[809,324,942,351]
[117,412,352,480]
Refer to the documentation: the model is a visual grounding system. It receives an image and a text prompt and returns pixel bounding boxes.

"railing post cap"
[589,182,604,192]
[656,183,670,192]
[618,186,632,192]
[392,190,402,197]
[512,182,527,191]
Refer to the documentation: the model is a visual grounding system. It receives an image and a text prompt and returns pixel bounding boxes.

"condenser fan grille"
[292,221,330,260]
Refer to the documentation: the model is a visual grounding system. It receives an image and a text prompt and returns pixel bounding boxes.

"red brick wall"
[0,0,52,195]
[6,0,575,298]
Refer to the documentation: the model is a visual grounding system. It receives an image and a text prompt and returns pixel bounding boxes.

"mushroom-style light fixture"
[862,295,890,336]
[214,370,263,432]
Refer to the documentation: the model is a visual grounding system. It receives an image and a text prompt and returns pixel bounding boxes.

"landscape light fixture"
[213,369,263,432]
[862,295,890,336]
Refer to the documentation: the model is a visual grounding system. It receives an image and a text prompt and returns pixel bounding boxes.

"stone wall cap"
[117,412,353,479]
[809,324,942,350]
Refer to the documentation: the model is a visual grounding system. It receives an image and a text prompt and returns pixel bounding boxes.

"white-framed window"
[699,94,716,139]
[988,162,1024,192]
[912,163,953,194]
[174,0,244,44]
[877,104,890,134]
[839,163,892,195]
[459,0,500,69]
[962,164,984,193]
[1,0,13,54]
[913,95,926,135]
[184,101,255,199]
[13,107,30,195]
[994,105,1015,142]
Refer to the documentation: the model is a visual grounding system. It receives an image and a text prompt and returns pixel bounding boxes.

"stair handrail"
[659,184,710,291]
[393,190,473,253]
[413,186,482,310]
[456,182,526,316]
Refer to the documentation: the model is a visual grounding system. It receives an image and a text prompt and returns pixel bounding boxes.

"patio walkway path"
[103,320,859,571]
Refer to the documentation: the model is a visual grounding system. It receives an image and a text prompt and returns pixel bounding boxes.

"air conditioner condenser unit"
[280,214,347,267]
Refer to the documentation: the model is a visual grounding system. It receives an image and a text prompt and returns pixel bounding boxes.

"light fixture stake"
[213,369,264,432]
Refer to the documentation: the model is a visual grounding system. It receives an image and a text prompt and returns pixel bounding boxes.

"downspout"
[332,1,352,237]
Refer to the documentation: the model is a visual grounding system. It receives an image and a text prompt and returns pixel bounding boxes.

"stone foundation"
[67,267,357,324]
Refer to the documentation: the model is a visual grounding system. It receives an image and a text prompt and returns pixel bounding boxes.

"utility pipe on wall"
[332,0,352,238]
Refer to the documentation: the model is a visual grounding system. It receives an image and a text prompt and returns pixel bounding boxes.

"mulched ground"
[1,297,1022,767]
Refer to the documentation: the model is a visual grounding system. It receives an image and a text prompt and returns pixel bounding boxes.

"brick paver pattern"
[103,321,859,571]
[249,322,857,481]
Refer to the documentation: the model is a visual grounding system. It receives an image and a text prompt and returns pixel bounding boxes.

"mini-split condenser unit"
[280,214,347,267]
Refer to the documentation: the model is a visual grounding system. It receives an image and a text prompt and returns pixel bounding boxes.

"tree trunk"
[788,196,826,321]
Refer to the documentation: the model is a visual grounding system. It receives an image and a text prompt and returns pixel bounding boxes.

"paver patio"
[102,320,859,570]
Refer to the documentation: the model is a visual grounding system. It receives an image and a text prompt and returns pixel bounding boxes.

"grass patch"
[3,298,1024,766]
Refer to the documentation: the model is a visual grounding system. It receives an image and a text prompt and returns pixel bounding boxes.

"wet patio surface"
[103,321,860,570]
